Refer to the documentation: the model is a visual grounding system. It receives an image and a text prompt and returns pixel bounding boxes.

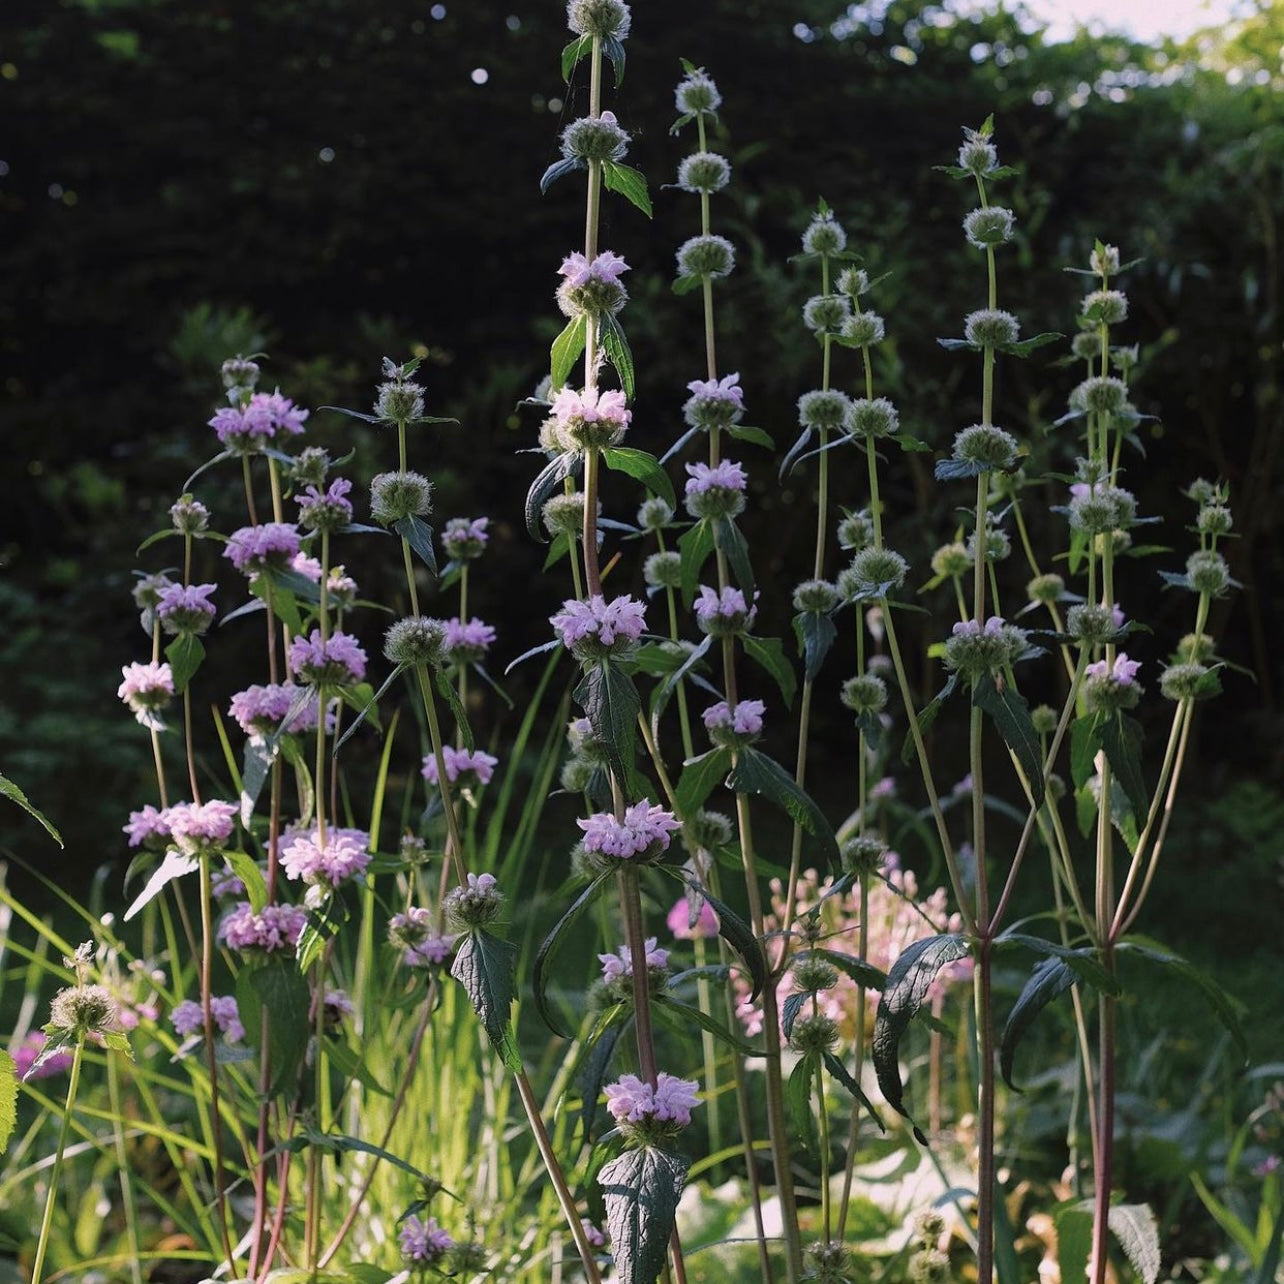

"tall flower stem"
[415,666,468,885]
[30,1040,85,1284]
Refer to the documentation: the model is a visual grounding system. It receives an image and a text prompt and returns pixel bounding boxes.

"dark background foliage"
[1,0,1281,907]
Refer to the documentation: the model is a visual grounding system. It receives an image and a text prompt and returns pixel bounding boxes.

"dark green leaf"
[901,673,958,765]
[992,932,1118,994]
[653,995,754,1054]
[540,156,585,194]
[601,313,635,399]
[678,873,767,1000]
[1070,714,1103,790]
[671,272,703,295]
[713,516,754,600]
[573,660,640,788]
[815,949,887,991]
[794,610,837,683]
[451,930,522,1072]
[391,515,437,576]
[999,956,1078,1090]
[165,633,205,694]
[599,1146,689,1284]
[677,518,716,605]
[434,665,474,751]
[600,161,652,218]
[533,872,612,1035]
[1100,713,1147,818]
[602,33,626,86]
[726,746,838,869]
[972,677,1045,807]
[725,423,775,449]
[742,634,797,709]
[1055,1200,1094,1284]
[300,1127,431,1183]
[787,1052,821,1157]
[1005,331,1064,358]
[602,446,675,508]
[542,530,571,571]
[240,736,277,825]
[525,451,582,543]
[238,958,311,1094]
[576,1003,627,1143]
[325,1038,393,1097]
[0,773,62,846]
[674,746,733,815]
[782,990,809,1039]
[550,314,587,391]
[872,933,970,1133]
[560,34,590,81]
[935,456,990,481]
[252,573,302,634]
[296,891,346,973]
[823,1051,884,1131]
[223,848,269,915]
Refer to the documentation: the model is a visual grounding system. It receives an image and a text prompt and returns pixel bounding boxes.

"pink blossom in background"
[666,897,719,941]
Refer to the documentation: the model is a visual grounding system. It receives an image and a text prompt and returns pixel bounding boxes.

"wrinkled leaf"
[600,313,635,399]
[674,746,733,815]
[823,1050,884,1130]
[794,610,837,683]
[238,957,310,1094]
[391,515,437,576]
[1109,1202,1161,1284]
[599,1146,688,1284]
[574,660,639,788]
[742,634,797,709]
[601,160,652,218]
[525,451,582,543]
[533,872,612,1035]
[1100,712,1147,819]
[787,1052,821,1157]
[678,872,767,1000]
[999,956,1077,1090]
[451,930,522,1071]
[972,676,1045,807]
[726,746,838,869]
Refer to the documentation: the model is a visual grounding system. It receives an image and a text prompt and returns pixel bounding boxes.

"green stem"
[31,1040,85,1284]
[106,1054,144,1284]
[416,665,468,885]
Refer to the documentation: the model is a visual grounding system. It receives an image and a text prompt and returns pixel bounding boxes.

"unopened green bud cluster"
[384,616,447,668]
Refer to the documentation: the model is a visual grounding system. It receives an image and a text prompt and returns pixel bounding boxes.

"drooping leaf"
[934,456,991,481]
[533,872,613,1035]
[1108,1202,1161,1284]
[901,673,958,765]
[674,746,733,815]
[713,515,754,600]
[1100,712,1148,819]
[823,1050,885,1131]
[525,451,582,542]
[164,632,205,694]
[434,665,475,752]
[0,1050,17,1154]
[223,848,269,914]
[238,957,311,1094]
[600,313,635,399]
[993,932,1118,993]
[0,773,63,846]
[653,995,754,1054]
[787,1052,821,1157]
[742,634,797,709]
[576,1003,627,1144]
[972,676,1045,807]
[299,1126,432,1183]
[550,313,587,391]
[573,660,639,788]
[814,949,887,991]
[649,633,713,737]
[600,160,652,218]
[602,446,675,508]
[1117,937,1248,1063]
[999,956,1077,1090]
[725,423,775,449]
[779,426,814,478]
[782,990,810,1040]
[391,515,437,576]
[678,873,767,1000]
[451,930,522,1071]
[599,1146,689,1284]
[123,849,199,921]
[240,736,277,825]
[1005,331,1064,358]
[872,933,970,1133]
[794,610,838,683]
[726,746,839,869]
[602,32,627,86]
[677,518,716,604]
[540,155,586,194]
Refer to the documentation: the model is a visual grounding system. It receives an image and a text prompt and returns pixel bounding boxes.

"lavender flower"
[694,585,756,636]
[220,901,308,954]
[163,800,238,855]
[440,516,490,562]
[604,1072,701,1129]
[224,523,302,575]
[280,825,371,891]
[209,390,308,450]
[289,629,367,686]
[443,871,504,929]
[422,746,499,788]
[559,250,630,288]
[578,800,681,861]
[682,371,745,431]
[171,995,243,1042]
[702,698,765,745]
[117,661,175,728]
[124,805,172,849]
[551,386,632,449]
[599,937,669,982]
[389,907,457,968]
[400,1214,455,1265]
[296,477,354,532]
[443,616,496,664]
[557,250,631,316]
[156,583,217,636]
[551,594,646,658]
[684,459,747,519]
[228,682,329,737]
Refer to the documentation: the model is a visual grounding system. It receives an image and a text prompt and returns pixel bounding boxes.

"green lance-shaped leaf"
[600,160,652,218]
[814,949,887,992]
[223,848,269,914]
[1117,936,1249,1063]
[574,660,639,789]
[678,518,717,605]
[297,1127,432,1183]
[540,155,586,194]
[993,932,1119,992]
[602,446,675,509]
[599,1146,689,1284]
[999,956,1077,1091]
[600,313,635,399]
[550,313,587,391]
[576,1004,627,1144]
[323,1038,392,1098]
[238,957,311,1095]
[561,34,590,80]
[787,1052,822,1157]
[823,1051,885,1131]
[1109,1203,1161,1284]
[533,872,613,1035]
[240,735,278,824]
[742,634,797,709]
[0,1049,17,1153]
[0,772,62,846]
[451,929,522,1072]
[1005,331,1063,358]
[726,746,839,869]
[713,515,754,601]
[782,990,810,1040]
[650,632,713,739]
[296,891,347,973]
[391,515,437,576]
[726,422,775,449]
[934,456,994,482]
[1100,711,1148,819]
[872,932,970,1136]
[434,664,475,752]
[972,675,1045,807]
[165,632,205,694]
[1070,713,1103,790]
[124,849,199,921]
[674,746,733,815]
[794,610,838,683]
[901,672,958,765]
[653,994,754,1054]
[678,872,767,1001]
[779,426,813,478]
[1055,1201,1093,1284]
[525,450,582,542]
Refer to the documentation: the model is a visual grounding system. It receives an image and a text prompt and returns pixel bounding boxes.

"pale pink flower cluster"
[220,901,308,953]
[684,459,747,495]
[441,516,490,559]
[735,865,971,1039]
[694,584,756,628]
[683,372,746,430]
[296,477,353,528]
[578,800,681,859]
[551,594,646,650]
[951,615,1006,639]
[124,805,171,848]
[158,800,237,854]
[666,896,719,941]
[280,825,370,890]
[156,582,217,634]
[599,937,669,982]
[228,682,328,737]
[702,698,764,738]
[421,746,499,787]
[558,249,630,287]
[604,1072,701,1127]
[551,386,631,434]
[171,995,244,1042]
[443,616,496,660]
[224,522,301,574]
[117,661,175,727]
[400,1214,454,1264]
[388,906,456,968]
[209,390,309,447]
[288,629,367,685]
[10,1032,74,1079]
[1085,653,1141,685]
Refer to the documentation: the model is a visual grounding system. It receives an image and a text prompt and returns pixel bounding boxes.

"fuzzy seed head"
[837,266,870,298]
[790,1012,839,1055]
[842,546,908,599]
[798,389,854,433]
[842,312,886,347]
[1070,375,1129,417]
[1161,662,1210,701]
[1026,572,1065,605]
[638,496,675,530]
[850,396,899,440]
[443,872,504,930]
[965,522,1011,563]
[793,578,841,614]
[1176,632,1215,664]
[1030,704,1058,735]
[943,616,1028,682]
[964,308,1020,348]
[675,68,721,116]
[952,424,1017,470]
[792,954,840,993]
[677,150,731,194]
[802,212,847,256]
[837,509,875,552]
[562,114,630,164]
[931,542,972,579]
[1072,330,1101,361]
[1082,289,1128,325]
[684,808,734,853]
[567,0,631,39]
[644,550,682,589]
[1090,243,1121,276]
[675,233,735,280]
[49,983,117,1038]
[1066,602,1120,645]
[374,380,426,423]
[841,833,887,874]
[542,492,587,539]
[370,471,433,526]
[841,672,888,715]
[384,616,447,668]
[1186,549,1231,596]
[291,446,331,489]
[1197,504,1233,537]
[964,205,1015,249]
[803,293,851,334]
